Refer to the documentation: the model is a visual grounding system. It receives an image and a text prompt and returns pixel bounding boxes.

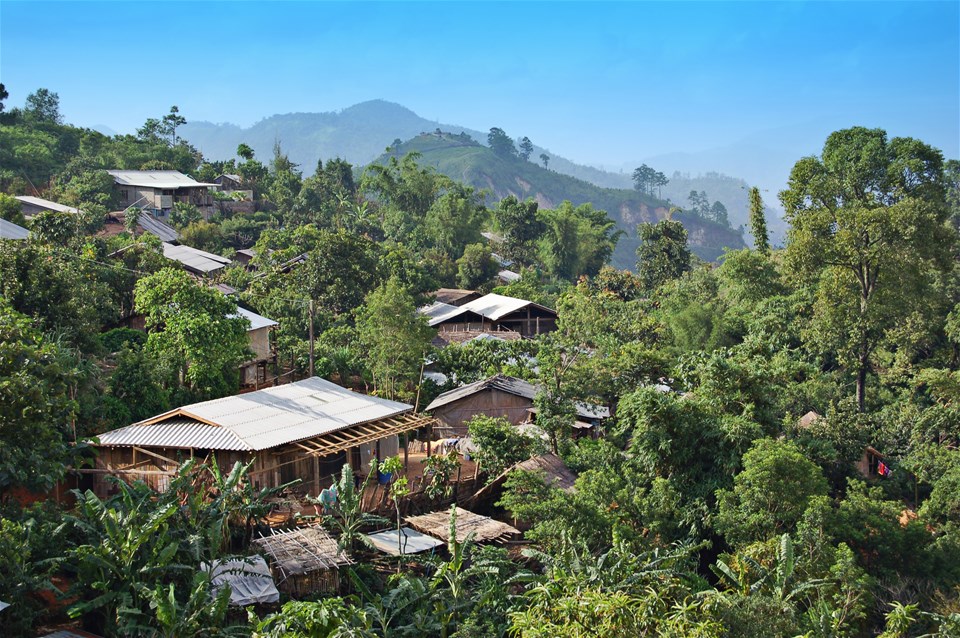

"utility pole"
[308,299,315,377]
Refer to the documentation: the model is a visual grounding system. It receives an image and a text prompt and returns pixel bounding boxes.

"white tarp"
[204,555,280,606]
[366,527,445,556]
[0,600,9,612]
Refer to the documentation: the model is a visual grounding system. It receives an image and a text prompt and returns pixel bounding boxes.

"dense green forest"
[1,86,960,637]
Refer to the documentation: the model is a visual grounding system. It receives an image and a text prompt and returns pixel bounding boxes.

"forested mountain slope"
[373,132,746,267]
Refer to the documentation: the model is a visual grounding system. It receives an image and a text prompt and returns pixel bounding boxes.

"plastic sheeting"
[204,555,280,606]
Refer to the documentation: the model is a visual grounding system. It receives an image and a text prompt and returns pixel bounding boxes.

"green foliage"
[134,267,249,400]
[455,242,499,290]
[715,439,829,548]
[0,192,27,225]
[467,415,544,479]
[636,218,691,292]
[64,460,267,636]
[781,126,954,410]
[748,186,770,253]
[356,276,433,400]
[0,301,77,495]
[487,127,517,158]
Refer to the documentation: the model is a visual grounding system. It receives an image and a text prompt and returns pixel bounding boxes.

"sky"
[1,1,957,190]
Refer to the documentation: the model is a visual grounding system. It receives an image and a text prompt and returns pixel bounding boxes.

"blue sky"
[1,1,957,186]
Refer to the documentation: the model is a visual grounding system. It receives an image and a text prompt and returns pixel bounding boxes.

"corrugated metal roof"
[235,306,278,331]
[0,217,30,240]
[15,195,81,214]
[107,170,216,189]
[162,242,231,274]
[461,293,554,321]
[498,269,520,283]
[97,419,251,450]
[419,302,483,327]
[98,378,413,452]
[137,215,179,242]
[426,374,608,420]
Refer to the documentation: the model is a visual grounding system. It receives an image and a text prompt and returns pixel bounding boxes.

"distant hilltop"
[178,99,779,244]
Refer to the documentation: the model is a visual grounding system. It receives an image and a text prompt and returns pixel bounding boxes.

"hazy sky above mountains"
[2,1,957,187]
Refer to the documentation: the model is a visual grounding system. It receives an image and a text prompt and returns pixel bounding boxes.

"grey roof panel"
[162,242,231,273]
[15,195,81,214]
[107,170,216,189]
[137,215,179,242]
[0,217,30,240]
[98,378,413,452]
[97,419,251,451]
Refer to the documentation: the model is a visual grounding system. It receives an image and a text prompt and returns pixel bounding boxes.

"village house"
[15,194,81,217]
[213,174,243,191]
[419,292,557,339]
[798,410,891,479]
[107,170,217,218]
[426,373,609,437]
[235,306,278,388]
[86,377,434,496]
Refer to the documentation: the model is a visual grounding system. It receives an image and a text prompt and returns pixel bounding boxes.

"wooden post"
[313,455,320,496]
[403,432,409,471]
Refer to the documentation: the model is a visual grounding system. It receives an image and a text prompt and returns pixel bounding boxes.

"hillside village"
[1,86,960,638]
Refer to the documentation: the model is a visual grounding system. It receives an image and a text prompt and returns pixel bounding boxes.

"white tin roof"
[97,377,413,452]
[107,170,216,189]
[461,293,554,322]
[162,242,232,274]
[15,195,81,214]
[235,306,278,331]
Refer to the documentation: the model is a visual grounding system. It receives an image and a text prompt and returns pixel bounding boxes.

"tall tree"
[161,105,186,144]
[518,136,534,162]
[710,200,729,226]
[780,127,954,410]
[24,88,62,124]
[0,82,8,113]
[356,276,433,400]
[635,218,691,292]
[487,127,517,158]
[748,186,770,253]
[0,301,76,497]
[134,268,250,400]
[632,164,657,195]
[540,153,549,170]
[494,195,545,266]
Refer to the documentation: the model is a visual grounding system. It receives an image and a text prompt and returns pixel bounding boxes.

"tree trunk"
[856,356,867,413]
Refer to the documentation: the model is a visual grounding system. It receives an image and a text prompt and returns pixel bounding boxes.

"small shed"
[426,374,609,436]
[234,306,279,387]
[459,293,557,336]
[214,174,243,191]
[406,507,520,544]
[253,526,353,596]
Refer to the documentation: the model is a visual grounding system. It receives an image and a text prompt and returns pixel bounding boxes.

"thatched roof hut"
[405,507,519,544]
